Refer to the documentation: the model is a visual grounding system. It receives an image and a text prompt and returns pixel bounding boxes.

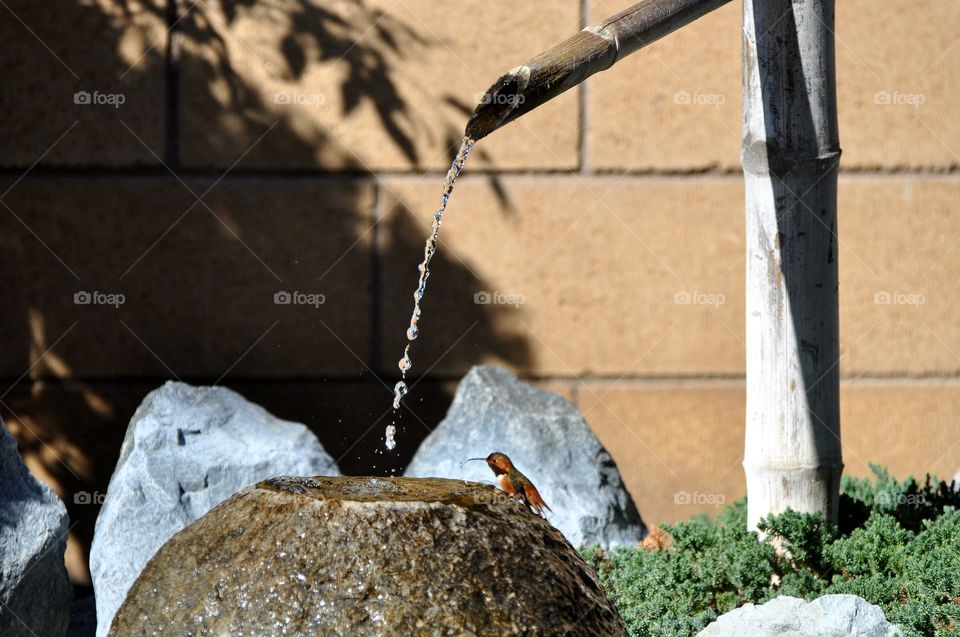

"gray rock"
[697,595,903,637]
[405,365,645,547]
[0,418,71,637]
[111,476,627,636]
[90,381,339,637]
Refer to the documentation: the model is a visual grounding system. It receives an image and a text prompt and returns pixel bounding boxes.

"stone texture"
[0,417,71,637]
[587,0,742,171]
[832,0,960,170]
[90,382,340,637]
[578,381,746,526]
[697,594,902,637]
[838,382,960,482]
[0,176,374,378]
[0,0,166,167]
[588,0,960,171]
[111,476,626,636]
[380,175,960,377]
[380,175,745,377]
[579,381,960,525]
[178,0,580,171]
[405,366,645,547]
[3,174,951,381]
[839,177,960,376]
[1,177,957,389]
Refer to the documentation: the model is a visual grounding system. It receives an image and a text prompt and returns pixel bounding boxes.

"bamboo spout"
[465,0,731,141]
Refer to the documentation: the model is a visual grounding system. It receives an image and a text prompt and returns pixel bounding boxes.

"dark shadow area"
[0,0,532,590]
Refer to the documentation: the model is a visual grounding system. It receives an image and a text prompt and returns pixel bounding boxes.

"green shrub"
[582,466,960,637]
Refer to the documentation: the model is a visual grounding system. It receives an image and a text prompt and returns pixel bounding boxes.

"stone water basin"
[110,475,626,636]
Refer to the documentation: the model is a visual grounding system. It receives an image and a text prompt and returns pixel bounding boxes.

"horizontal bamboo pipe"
[465,0,732,140]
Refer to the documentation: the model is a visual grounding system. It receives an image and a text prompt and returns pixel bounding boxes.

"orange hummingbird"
[465,452,552,516]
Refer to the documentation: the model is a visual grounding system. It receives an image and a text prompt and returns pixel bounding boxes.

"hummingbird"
[464,452,552,516]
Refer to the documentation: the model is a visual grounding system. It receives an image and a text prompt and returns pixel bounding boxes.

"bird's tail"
[523,483,552,515]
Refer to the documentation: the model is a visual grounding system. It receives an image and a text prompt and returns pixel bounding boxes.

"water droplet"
[406,325,418,340]
[391,381,408,411]
[384,424,397,450]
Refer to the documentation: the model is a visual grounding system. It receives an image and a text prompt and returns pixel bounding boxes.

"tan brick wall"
[1,0,958,584]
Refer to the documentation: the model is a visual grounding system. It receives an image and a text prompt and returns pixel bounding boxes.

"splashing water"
[387,136,475,449]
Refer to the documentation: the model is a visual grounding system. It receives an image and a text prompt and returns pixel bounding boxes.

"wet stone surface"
[111,476,626,636]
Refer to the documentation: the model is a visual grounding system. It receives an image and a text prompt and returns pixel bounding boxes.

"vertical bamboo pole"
[742,0,843,530]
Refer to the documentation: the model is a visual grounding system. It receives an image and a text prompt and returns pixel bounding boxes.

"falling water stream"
[385,136,475,450]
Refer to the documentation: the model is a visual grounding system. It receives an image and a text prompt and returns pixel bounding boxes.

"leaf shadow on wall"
[0,0,529,591]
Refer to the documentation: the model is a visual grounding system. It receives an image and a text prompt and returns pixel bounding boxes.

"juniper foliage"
[582,466,960,637]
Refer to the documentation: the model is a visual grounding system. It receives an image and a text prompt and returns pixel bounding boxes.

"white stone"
[698,594,902,637]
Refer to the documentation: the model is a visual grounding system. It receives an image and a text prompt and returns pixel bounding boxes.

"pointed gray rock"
[90,382,339,637]
[698,595,902,637]
[405,365,645,547]
[1,418,71,637]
